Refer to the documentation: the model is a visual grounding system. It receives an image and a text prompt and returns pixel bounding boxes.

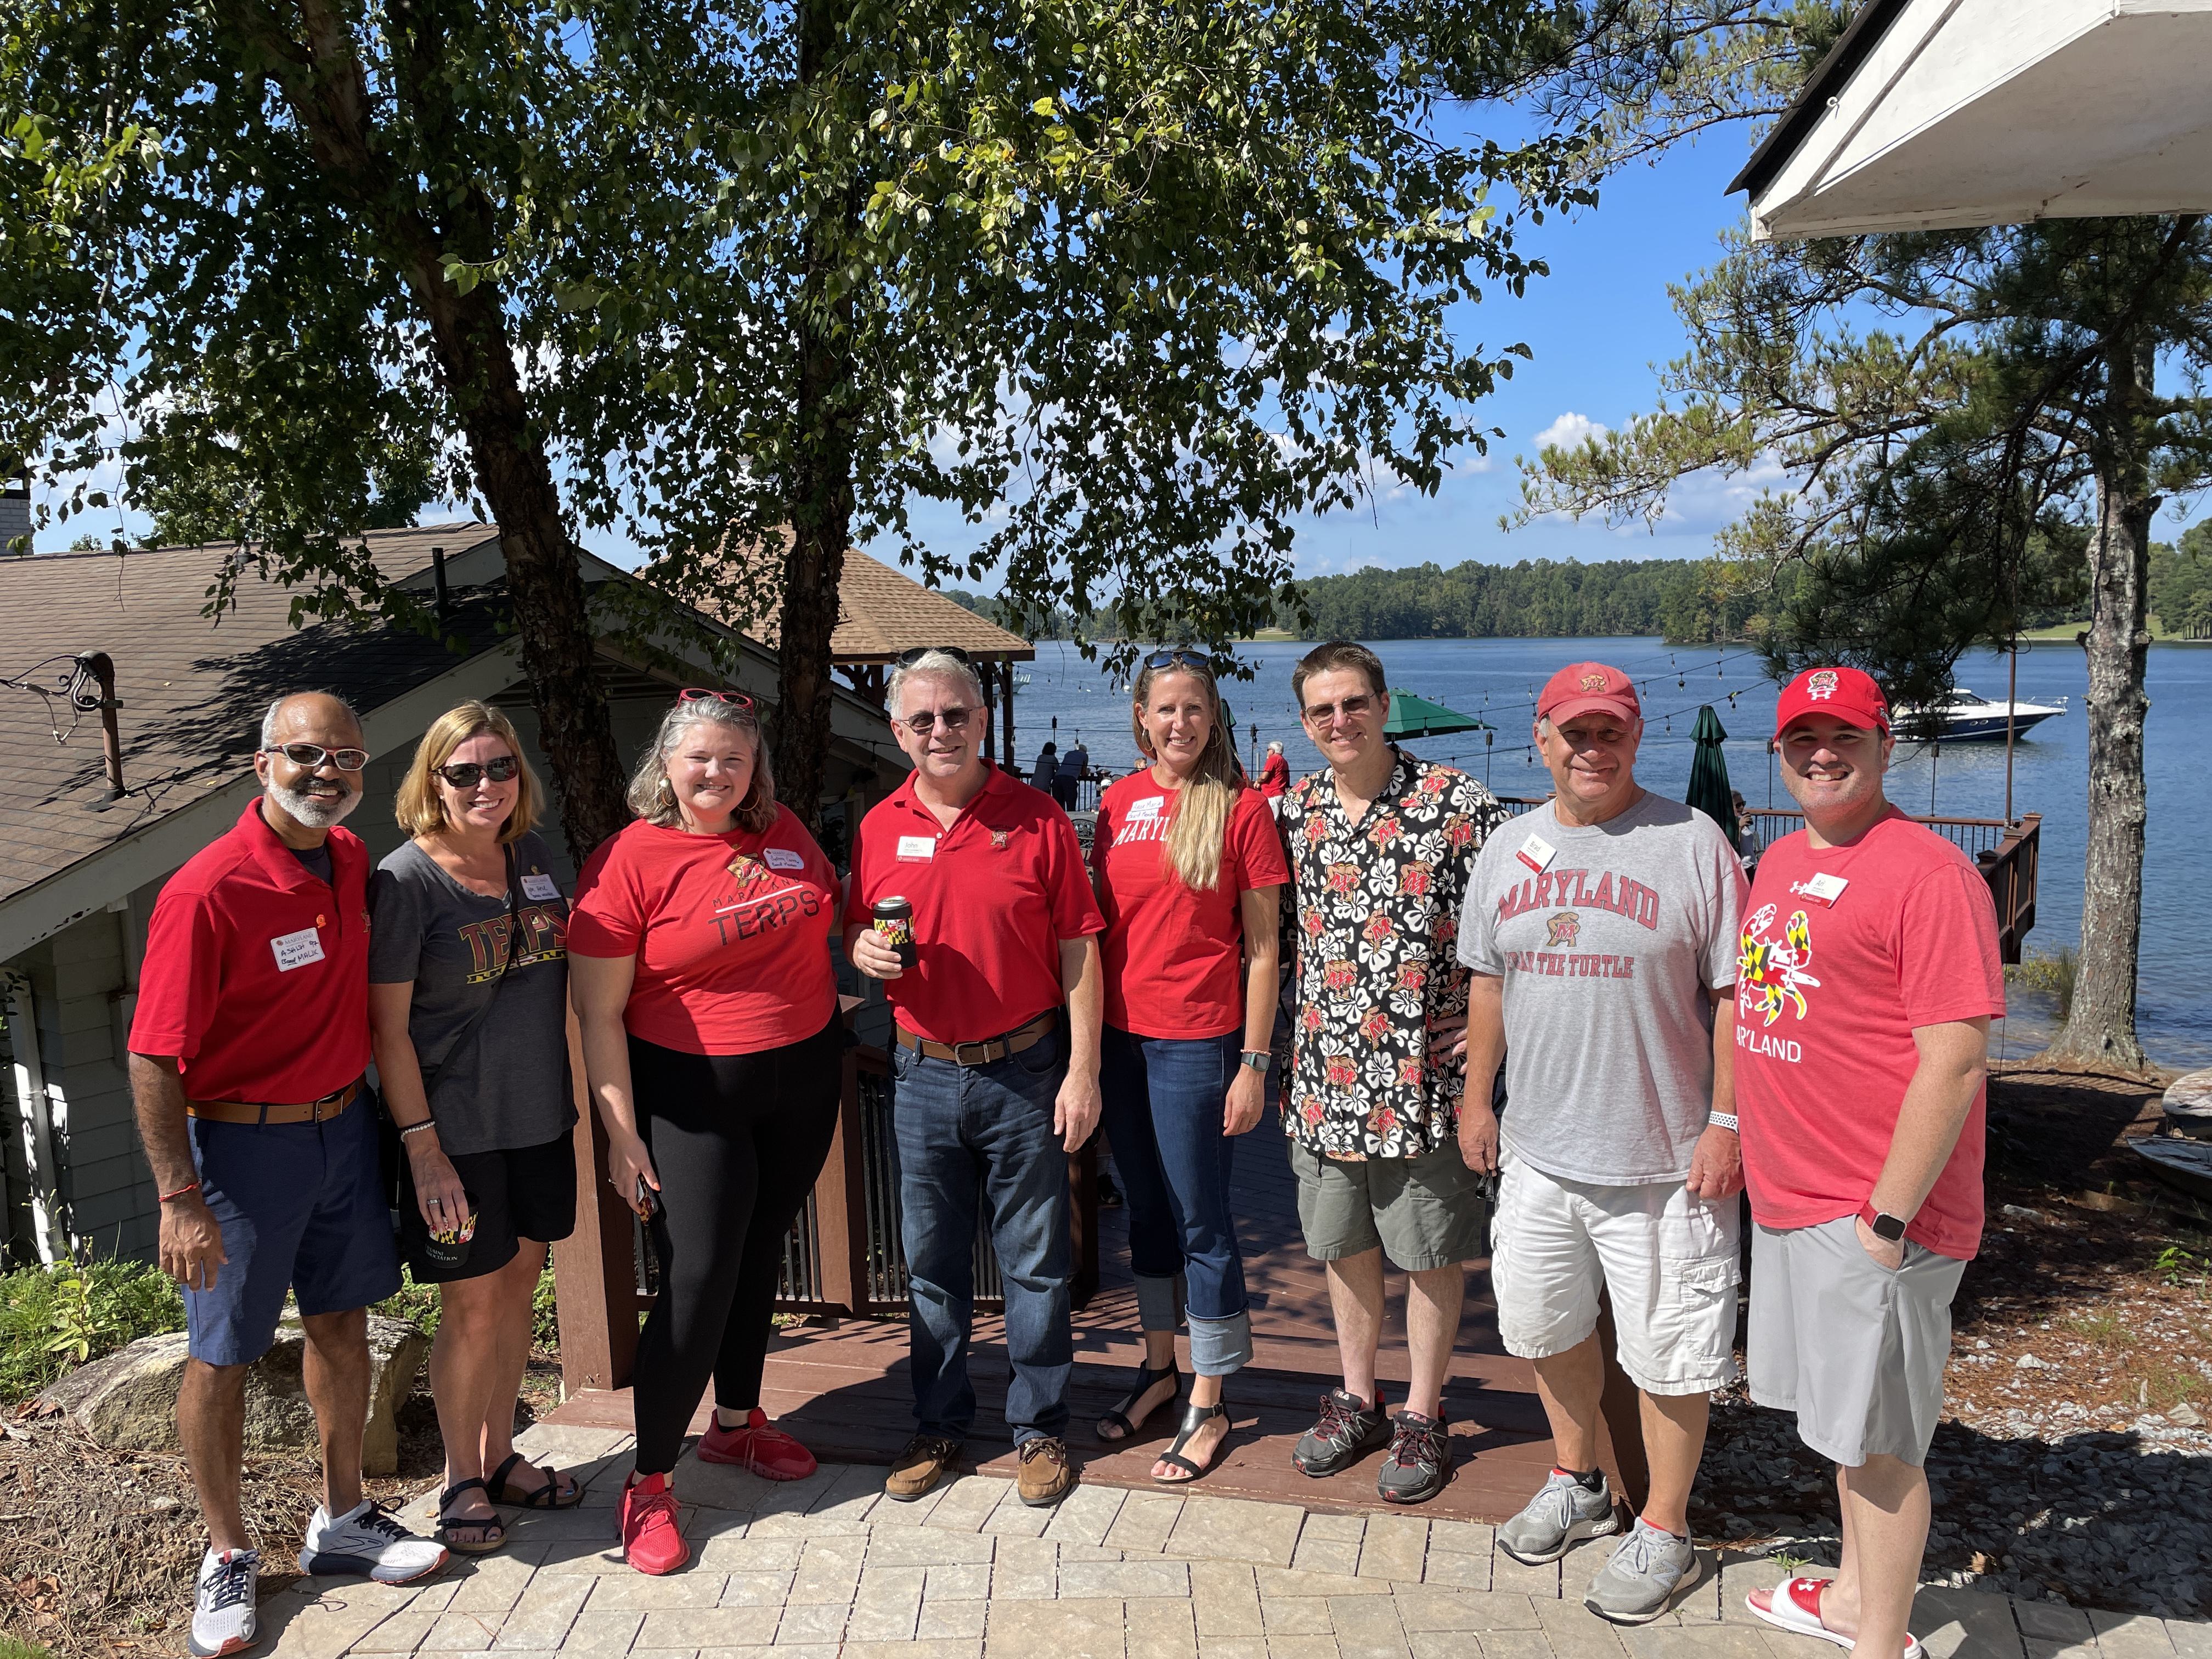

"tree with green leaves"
[1519,203,2212,1072]
[4,0,1613,857]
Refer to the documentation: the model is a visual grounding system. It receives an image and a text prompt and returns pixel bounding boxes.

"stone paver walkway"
[250,1423,2210,1659]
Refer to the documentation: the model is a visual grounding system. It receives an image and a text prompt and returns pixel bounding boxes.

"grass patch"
[2063,1308,2137,1351]
[0,1256,184,1404]
[0,1636,55,1659]
[2006,947,2078,1019]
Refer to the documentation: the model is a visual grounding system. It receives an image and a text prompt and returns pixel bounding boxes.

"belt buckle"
[950,1039,995,1067]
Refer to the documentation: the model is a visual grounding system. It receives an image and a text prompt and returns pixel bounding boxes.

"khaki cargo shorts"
[1289,1138,1490,1271]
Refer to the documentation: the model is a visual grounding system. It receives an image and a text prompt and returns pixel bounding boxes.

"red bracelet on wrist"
[159,1180,201,1204]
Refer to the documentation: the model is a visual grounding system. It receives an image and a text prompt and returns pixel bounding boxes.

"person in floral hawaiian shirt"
[1274,641,1509,1504]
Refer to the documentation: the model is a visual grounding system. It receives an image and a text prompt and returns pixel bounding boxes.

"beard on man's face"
[267,773,359,830]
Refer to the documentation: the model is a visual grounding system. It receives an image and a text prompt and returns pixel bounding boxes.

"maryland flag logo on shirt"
[726,851,770,890]
[1737,902,1820,1026]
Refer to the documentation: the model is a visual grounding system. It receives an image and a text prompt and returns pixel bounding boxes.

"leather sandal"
[1153,1398,1229,1485]
[487,1452,582,1509]
[437,1478,506,1554]
[1094,1361,1182,1443]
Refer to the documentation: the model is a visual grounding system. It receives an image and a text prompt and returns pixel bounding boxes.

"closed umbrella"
[1685,705,1740,850]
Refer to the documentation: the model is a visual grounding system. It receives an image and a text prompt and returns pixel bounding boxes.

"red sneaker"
[698,1407,819,1481]
[617,1472,689,1576]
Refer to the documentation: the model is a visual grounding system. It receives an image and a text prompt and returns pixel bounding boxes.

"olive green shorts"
[1288,1138,1491,1271]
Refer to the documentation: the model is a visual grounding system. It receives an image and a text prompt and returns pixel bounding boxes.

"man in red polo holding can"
[1736,667,2003,1659]
[130,693,447,1658]
[843,648,1105,1511]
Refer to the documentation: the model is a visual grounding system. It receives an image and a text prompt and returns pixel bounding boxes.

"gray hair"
[259,691,360,748]
[626,696,778,833]
[885,650,985,719]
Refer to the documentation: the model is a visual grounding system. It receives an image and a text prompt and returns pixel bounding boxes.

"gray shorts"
[1289,1138,1489,1271]
[1748,1216,1966,1468]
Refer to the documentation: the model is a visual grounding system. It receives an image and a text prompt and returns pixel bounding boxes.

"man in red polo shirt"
[843,648,1104,1510]
[1735,668,2002,1659]
[131,693,445,1657]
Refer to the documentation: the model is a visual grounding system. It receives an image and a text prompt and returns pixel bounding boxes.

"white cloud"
[1533,411,1609,452]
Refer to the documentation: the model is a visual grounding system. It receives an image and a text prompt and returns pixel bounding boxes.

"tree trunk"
[771,0,860,836]
[2049,334,2154,1073]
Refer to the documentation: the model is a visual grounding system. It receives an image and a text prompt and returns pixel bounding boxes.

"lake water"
[1003,635,2211,1070]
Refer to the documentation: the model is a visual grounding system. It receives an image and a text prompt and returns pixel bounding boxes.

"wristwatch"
[1858,1200,1908,1243]
[1239,1050,1273,1075]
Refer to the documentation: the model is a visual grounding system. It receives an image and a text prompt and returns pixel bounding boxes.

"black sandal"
[437,1478,506,1554]
[1153,1398,1229,1485]
[487,1451,583,1509]
[1094,1361,1182,1443]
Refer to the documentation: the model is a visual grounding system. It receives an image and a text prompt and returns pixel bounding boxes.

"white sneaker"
[190,1548,260,1657]
[297,1499,449,1583]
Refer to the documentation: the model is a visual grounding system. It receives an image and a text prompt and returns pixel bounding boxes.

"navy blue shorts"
[185,1090,402,1367]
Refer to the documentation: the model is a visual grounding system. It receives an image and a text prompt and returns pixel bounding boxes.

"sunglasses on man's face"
[1300,693,1375,727]
[437,755,520,788]
[900,706,974,735]
[680,687,758,713]
[264,742,370,772]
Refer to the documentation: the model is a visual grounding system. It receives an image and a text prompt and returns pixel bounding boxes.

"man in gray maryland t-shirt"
[1453,662,1748,1624]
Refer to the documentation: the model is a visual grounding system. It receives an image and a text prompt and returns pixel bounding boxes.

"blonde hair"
[1130,659,1240,891]
[394,702,542,844]
[627,696,779,833]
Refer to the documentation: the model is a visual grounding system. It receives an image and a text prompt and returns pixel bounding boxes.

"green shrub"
[0,1255,184,1403]
[533,1262,558,1348]
[374,1262,562,1350]
[0,1635,55,1659]
[2005,946,2078,1018]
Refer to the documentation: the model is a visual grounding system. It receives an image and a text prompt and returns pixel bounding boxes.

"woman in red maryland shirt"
[1091,651,1288,1483]
[569,692,840,1576]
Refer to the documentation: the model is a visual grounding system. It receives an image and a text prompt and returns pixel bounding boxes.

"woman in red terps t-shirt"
[568,692,839,1573]
[1090,652,1289,1485]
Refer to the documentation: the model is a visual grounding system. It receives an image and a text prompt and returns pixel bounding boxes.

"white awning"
[1734,0,2212,241]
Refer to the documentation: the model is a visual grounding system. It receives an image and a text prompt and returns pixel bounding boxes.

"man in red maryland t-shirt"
[842,648,1104,1510]
[1736,668,2004,1659]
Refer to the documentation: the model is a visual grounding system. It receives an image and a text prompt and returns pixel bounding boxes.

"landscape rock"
[36,1315,429,1474]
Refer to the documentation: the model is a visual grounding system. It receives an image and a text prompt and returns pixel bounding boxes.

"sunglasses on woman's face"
[680,687,758,712]
[437,755,520,788]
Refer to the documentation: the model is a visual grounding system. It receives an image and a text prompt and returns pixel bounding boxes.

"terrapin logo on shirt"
[1737,900,1820,1048]
[1545,911,1581,947]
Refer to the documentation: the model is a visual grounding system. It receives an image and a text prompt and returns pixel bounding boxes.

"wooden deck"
[546,1111,1650,1524]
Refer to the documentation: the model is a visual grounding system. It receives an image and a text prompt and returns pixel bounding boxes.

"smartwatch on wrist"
[1858,1200,1908,1243]
[1239,1050,1273,1075]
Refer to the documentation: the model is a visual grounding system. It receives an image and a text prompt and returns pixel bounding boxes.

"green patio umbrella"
[1382,689,1491,740]
[1685,704,1740,849]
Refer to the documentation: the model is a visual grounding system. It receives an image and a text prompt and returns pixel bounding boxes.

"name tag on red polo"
[895,834,936,861]
[270,925,326,972]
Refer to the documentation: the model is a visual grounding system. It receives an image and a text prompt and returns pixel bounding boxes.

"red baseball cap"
[1538,662,1641,726]
[1774,665,1891,737]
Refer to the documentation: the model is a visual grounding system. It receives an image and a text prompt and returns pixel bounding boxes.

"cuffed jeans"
[890,1023,1073,1446]
[1099,1026,1254,1378]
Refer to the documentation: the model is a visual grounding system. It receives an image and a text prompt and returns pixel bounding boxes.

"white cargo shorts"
[1488,1152,1741,1396]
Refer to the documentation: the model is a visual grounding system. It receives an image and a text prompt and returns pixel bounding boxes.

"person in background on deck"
[130,692,447,1659]
[569,691,844,1577]
[1737,667,2003,1659]
[369,702,581,1559]
[1457,662,1747,1624]
[1056,735,1090,809]
[1275,641,1508,1505]
[1031,740,1060,795]
[844,647,1105,1511]
[1089,650,1288,1483]
[1258,740,1290,800]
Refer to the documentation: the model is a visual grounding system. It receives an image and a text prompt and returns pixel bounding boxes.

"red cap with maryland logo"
[1538,661,1641,726]
[1774,665,1891,737]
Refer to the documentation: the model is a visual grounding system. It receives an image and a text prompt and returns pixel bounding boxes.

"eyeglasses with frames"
[1300,693,1376,727]
[679,687,758,713]
[900,706,974,735]
[893,645,972,667]
[436,755,521,788]
[263,742,370,772]
[1143,648,1211,673]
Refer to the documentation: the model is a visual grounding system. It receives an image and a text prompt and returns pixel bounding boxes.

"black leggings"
[629,1017,842,1475]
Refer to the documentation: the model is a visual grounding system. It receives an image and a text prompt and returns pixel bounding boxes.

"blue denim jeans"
[1099,1027,1252,1377]
[890,1023,1072,1445]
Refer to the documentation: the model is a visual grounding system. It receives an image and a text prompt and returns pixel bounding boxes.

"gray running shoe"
[1496,1468,1620,1564]
[1583,1518,1696,1624]
[1291,1389,1391,1477]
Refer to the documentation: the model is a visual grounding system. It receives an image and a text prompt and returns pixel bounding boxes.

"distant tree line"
[2151,525,2212,638]
[1284,555,1787,643]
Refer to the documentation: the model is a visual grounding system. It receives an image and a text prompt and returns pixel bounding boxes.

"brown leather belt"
[896,1012,1057,1068]
[186,1081,359,1125]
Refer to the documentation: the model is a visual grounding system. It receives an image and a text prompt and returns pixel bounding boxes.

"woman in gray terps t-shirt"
[366,702,582,1556]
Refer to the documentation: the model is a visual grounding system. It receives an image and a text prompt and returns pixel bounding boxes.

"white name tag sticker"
[1126,795,1166,822]
[520,872,561,901]
[270,926,326,972]
[763,847,806,872]
[1516,833,1558,874]
[1793,872,1849,907]
[895,834,938,862]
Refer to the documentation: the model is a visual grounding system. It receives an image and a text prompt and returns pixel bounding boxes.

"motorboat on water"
[1892,687,2067,742]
